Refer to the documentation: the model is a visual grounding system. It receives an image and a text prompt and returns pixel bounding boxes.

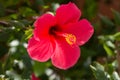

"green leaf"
[100,15,114,27]
[106,64,114,75]
[113,32,120,41]
[103,43,114,56]
[112,9,120,26]
[22,55,32,71]
[84,0,97,20]
[19,7,36,17]
[112,71,120,80]
[35,0,44,6]
[25,28,33,40]
[106,41,115,49]
[9,14,18,19]
[33,61,47,77]
[51,3,60,12]
[90,62,109,80]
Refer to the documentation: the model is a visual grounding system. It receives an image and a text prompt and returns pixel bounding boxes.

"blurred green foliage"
[0,0,120,80]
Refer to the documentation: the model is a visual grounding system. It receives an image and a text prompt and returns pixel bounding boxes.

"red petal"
[63,19,94,46]
[34,13,56,41]
[27,37,55,62]
[56,2,81,26]
[51,39,80,70]
[31,73,40,80]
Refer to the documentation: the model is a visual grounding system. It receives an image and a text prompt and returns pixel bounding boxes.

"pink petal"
[27,37,55,62]
[31,73,40,80]
[34,13,56,41]
[56,2,81,26]
[51,39,80,70]
[63,19,94,46]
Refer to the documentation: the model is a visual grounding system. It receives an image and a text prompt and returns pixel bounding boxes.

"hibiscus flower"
[27,2,94,70]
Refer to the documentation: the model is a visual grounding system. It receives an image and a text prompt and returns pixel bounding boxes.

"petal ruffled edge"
[56,2,81,26]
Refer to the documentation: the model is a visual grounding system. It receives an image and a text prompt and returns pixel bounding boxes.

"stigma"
[65,34,76,45]
[55,32,76,45]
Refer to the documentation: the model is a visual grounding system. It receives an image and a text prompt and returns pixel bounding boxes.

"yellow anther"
[54,32,76,45]
[65,34,76,45]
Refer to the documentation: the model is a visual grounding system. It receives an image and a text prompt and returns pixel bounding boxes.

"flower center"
[65,34,76,45]
[55,32,76,45]
[49,27,58,35]
[49,27,76,45]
